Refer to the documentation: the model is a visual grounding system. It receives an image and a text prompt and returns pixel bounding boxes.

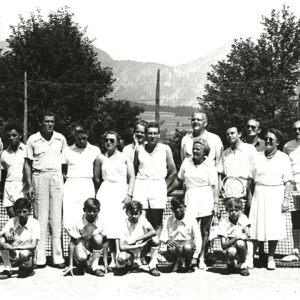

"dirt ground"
[1,264,300,300]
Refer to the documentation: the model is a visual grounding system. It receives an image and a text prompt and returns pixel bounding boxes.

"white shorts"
[133,179,167,209]
[3,182,26,207]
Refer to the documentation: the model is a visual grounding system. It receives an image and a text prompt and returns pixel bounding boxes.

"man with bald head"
[181,111,223,167]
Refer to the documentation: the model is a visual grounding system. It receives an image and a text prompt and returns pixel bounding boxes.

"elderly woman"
[94,130,135,269]
[168,137,219,270]
[249,128,292,270]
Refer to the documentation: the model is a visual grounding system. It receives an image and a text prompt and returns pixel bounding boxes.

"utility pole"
[155,69,160,124]
[24,71,28,143]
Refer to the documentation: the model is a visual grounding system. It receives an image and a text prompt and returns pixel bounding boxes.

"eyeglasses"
[246,125,257,130]
[104,138,116,143]
[264,137,277,143]
[293,127,300,132]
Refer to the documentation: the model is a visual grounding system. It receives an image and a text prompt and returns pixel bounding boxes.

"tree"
[200,6,300,143]
[0,7,143,142]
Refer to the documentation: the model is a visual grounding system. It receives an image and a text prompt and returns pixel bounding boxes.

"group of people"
[0,110,299,279]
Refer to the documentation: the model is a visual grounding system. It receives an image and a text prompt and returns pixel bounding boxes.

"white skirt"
[63,178,95,229]
[249,184,286,241]
[96,180,127,239]
[185,185,214,218]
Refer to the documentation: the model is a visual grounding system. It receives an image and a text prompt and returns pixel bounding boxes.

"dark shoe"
[227,264,235,274]
[34,264,46,269]
[90,268,105,277]
[0,270,12,279]
[18,265,35,278]
[53,263,66,269]
[240,268,250,276]
[149,267,160,276]
[74,264,86,275]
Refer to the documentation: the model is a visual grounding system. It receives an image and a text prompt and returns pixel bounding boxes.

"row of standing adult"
[0,111,299,271]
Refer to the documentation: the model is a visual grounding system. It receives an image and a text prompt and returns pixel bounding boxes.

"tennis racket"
[221,176,245,199]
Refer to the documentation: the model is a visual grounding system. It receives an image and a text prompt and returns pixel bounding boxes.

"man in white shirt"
[1,122,26,218]
[181,111,223,166]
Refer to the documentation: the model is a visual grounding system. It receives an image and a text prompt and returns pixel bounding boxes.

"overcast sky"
[1,0,300,66]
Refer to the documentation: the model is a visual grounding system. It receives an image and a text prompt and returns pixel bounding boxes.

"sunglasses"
[104,138,116,143]
[293,127,300,132]
[264,137,277,143]
[246,125,257,130]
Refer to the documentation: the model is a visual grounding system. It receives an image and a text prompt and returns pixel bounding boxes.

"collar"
[171,213,187,225]
[70,142,92,150]
[6,142,25,153]
[82,214,98,225]
[14,217,29,230]
[36,131,61,143]
[229,141,244,152]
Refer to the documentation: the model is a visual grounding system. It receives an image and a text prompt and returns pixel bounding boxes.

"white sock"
[0,250,12,271]
[149,247,158,270]
[91,250,101,271]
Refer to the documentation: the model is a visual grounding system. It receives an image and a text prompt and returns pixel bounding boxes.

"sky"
[1,0,300,66]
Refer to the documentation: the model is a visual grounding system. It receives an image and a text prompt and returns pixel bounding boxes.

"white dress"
[96,151,128,239]
[178,158,218,218]
[249,151,293,241]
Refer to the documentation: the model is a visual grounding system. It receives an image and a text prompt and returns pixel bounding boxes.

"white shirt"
[283,140,300,177]
[1,143,26,182]
[62,143,100,178]
[181,130,223,166]
[218,141,256,179]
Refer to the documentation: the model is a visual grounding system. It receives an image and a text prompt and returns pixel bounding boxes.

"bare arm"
[220,233,249,251]
[165,145,177,188]
[282,181,291,212]
[133,146,141,176]
[24,158,33,200]
[93,155,104,190]
[167,177,183,196]
[211,184,219,216]
[4,239,38,251]
[123,154,135,205]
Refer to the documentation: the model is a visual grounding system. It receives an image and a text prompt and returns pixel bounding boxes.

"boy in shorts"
[160,194,201,273]
[117,201,160,276]
[133,122,177,237]
[218,198,251,276]
[0,198,40,279]
[63,198,108,277]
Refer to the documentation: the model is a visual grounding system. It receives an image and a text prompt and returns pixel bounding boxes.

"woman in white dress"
[168,137,219,270]
[93,131,135,268]
[249,128,292,270]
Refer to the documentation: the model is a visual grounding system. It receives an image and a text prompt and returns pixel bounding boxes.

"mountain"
[0,39,233,107]
[98,41,233,107]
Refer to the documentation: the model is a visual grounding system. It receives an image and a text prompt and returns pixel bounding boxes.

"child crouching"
[0,198,40,279]
[117,201,160,276]
[218,198,252,276]
[160,195,201,273]
[63,198,108,277]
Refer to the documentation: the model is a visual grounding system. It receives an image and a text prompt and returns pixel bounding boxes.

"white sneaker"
[267,260,276,270]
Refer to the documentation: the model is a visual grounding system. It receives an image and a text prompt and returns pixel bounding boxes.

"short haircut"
[5,122,22,134]
[135,120,148,131]
[225,198,243,211]
[226,124,242,134]
[14,198,31,211]
[38,110,56,123]
[102,130,121,143]
[146,122,160,134]
[192,111,208,121]
[265,128,285,143]
[170,194,185,207]
[73,123,89,135]
[84,198,100,210]
[125,201,143,213]
[193,137,211,156]
[247,118,260,128]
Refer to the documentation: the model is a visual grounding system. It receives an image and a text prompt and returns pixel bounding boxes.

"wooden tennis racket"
[221,176,245,199]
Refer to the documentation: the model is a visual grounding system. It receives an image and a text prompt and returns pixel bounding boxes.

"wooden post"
[23,71,28,143]
[155,69,160,123]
